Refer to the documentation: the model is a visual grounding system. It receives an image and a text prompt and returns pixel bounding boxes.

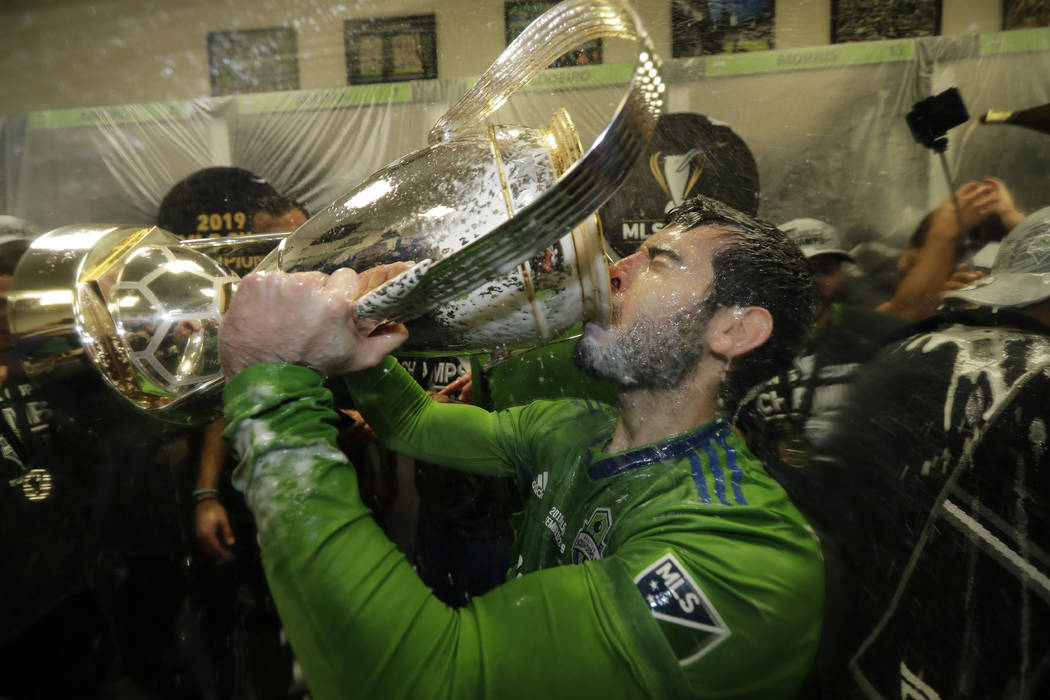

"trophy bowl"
[271,109,610,355]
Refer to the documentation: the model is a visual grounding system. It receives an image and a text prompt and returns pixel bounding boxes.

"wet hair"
[249,192,309,221]
[666,195,817,410]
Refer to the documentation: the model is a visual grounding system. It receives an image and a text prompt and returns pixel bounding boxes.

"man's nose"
[608,252,644,293]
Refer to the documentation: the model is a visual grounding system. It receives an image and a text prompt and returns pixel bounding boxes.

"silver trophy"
[9,0,665,425]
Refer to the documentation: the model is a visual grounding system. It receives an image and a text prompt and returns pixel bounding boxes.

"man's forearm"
[344,357,516,477]
[195,418,228,490]
[222,363,670,700]
[881,207,961,320]
[224,362,466,697]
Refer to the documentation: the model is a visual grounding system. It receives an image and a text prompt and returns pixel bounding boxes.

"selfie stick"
[907,88,969,246]
[935,147,965,236]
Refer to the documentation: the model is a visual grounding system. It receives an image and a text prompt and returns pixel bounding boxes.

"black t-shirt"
[43,372,196,556]
[0,368,97,640]
[784,309,1050,698]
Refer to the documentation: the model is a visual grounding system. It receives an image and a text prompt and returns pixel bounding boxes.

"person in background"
[736,217,908,471]
[0,228,118,699]
[404,360,517,608]
[158,166,278,237]
[217,196,824,699]
[192,187,310,567]
[158,166,308,276]
[158,166,304,700]
[249,192,309,234]
[782,205,1050,698]
[3,217,210,698]
[877,176,1024,321]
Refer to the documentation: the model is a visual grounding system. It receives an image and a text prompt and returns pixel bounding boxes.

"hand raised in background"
[943,180,1000,234]
[981,176,1026,231]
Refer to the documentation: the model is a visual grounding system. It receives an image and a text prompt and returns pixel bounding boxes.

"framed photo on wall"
[671,0,775,58]
[1004,0,1050,29]
[831,0,940,43]
[505,2,602,67]
[208,27,299,96]
[345,15,438,85]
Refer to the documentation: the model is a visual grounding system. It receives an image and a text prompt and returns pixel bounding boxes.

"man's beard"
[574,304,710,390]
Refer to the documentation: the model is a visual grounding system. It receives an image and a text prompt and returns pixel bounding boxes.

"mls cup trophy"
[8,0,665,425]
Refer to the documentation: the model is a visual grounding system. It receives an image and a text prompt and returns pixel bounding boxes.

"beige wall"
[1,0,514,113]
[0,0,1007,116]
[776,0,831,49]
[775,0,1006,50]
[942,0,1003,36]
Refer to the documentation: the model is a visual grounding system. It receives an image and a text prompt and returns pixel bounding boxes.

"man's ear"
[706,306,773,358]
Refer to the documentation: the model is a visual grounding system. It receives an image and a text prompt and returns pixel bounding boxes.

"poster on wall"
[832,0,940,43]
[505,2,602,67]
[671,0,775,57]
[597,112,759,258]
[208,27,299,96]
[345,15,438,84]
[1005,0,1050,29]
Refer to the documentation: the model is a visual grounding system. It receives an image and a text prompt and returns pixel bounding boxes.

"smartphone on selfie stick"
[906,87,971,258]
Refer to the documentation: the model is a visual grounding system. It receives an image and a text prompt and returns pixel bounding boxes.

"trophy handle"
[429,0,655,143]
[179,231,290,256]
[357,0,664,322]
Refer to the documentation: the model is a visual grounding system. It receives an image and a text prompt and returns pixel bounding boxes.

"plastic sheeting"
[2,28,1048,253]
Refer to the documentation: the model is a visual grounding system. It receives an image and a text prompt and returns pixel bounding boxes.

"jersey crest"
[635,552,730,664]
[571,507,612,563]
[531,471,548,499]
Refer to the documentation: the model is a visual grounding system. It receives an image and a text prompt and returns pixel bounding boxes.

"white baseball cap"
[944,205,1050,309]
[779,218,855,262]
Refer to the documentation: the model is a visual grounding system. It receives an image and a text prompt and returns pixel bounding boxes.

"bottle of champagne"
[980,103,1050,135]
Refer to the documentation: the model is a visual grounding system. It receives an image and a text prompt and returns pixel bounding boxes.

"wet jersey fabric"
[224,357,823,699]
[789,310,1050,698]
[397,353,516,606]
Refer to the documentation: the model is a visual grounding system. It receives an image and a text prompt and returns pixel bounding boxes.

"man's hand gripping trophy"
[219,263,414,380]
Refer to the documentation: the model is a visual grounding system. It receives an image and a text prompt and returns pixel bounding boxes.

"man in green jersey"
[218,196,824,698]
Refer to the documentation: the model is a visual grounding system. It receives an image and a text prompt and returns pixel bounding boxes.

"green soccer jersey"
[224,358,823,699]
